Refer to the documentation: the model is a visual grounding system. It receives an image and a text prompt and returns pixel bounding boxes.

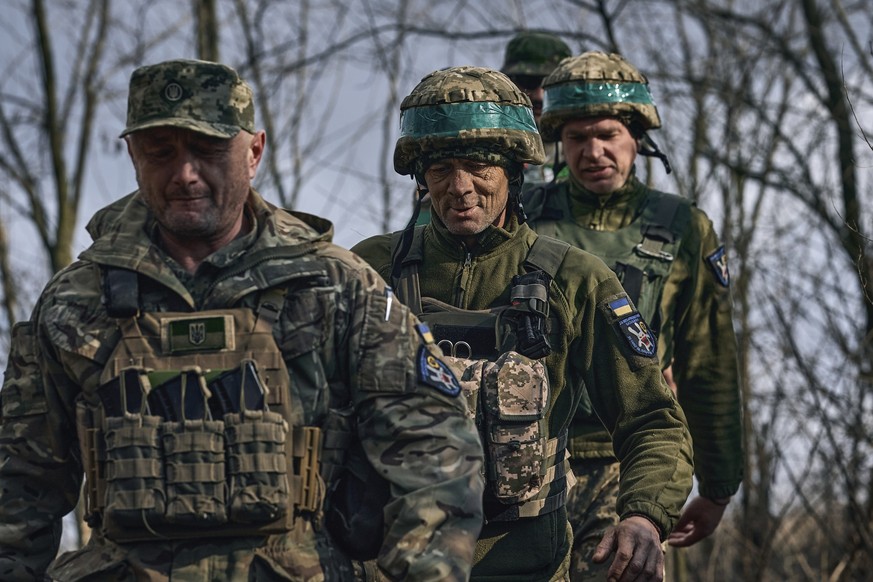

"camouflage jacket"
[0,191,484,582]
[523,175,743,499]
[351,216,693,580]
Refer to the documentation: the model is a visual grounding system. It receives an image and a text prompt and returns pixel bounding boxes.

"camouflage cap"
[120,59,255,139]
[394,66,545,176]
[540,51,661,142]
[501,32,572,77]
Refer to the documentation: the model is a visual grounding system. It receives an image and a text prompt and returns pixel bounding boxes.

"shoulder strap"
[389,226,426,315]
[636,192,684,261]
[525,235,571,278]
[102,267,140,318]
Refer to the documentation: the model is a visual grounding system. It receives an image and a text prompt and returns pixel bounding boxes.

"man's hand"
[592,515,664,581]
[666,495,728,547]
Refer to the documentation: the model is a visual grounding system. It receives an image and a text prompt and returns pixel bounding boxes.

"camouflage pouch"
[482,351,549,504]
[102,414,166,532]
[225,409,290,523]
[162,418,227,526]
[437,353,487,421]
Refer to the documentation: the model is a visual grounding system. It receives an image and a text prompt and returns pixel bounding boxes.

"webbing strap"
[391,226,426,315]
[636,194,682,261]
[256,287,287,332]
[103,268,140,318]
[615,262,645,306]
[525,236,571,278]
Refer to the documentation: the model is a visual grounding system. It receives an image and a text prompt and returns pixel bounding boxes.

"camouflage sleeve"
[347,272,484,581]
[572,269,694,539]
[0,316,82,580]
[670,209,743,499]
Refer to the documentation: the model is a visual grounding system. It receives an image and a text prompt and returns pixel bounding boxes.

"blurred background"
[0,1,871,580]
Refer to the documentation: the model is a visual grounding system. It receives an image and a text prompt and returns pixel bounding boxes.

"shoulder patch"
[617,313,657,357]
[705,245,730,287]
[417,346,462,397]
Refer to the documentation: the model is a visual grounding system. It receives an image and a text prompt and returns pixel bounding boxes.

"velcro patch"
[161,315,234,354]
[706,245,730,287]
[417,346,462,397]
[415,322,435,345]
[618,313,657,357]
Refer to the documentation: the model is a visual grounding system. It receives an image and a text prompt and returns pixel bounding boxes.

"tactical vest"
[526,183,690,333]
[392,227,575,522]
[77,268,344,542]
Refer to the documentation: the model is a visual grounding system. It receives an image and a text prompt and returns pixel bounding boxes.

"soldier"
[0,59,485,581]
[351,65,693,582]
[523,52,744,579]
[501,31,572,184]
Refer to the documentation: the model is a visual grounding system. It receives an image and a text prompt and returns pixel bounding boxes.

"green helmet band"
[543,81,655,111]
[399,101,539,139]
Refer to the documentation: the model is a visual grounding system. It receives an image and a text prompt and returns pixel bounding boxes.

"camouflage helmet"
[394,66,546,176]
[121,59,255,139]
[501,32,572,78]
[539,51,661,142]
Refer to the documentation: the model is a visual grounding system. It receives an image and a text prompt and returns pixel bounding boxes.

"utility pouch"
[225,410,290,524]
[162,418,227,526]
[483,351,549,504]
[102,414,166,533]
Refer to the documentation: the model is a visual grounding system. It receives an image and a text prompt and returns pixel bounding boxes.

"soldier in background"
[523,51,744,580]
[501,31,571,183]
[0,58,484,581]
[352,65,693,582]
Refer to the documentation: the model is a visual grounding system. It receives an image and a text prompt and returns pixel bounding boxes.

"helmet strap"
[638,132,672,174]
[508,164,527,223]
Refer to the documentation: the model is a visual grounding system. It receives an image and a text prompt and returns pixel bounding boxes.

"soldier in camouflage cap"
[501,32,571,185]
[524,51,743,580]
[0,58,485,581]
[352,65,694,581]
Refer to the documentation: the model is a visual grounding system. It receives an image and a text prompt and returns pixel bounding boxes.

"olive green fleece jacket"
[352,215,693,580]
[524,174,743,500]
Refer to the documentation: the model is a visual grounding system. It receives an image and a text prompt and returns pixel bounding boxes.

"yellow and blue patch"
[415,322,435,344]
[608,296,634,317]
[417,345,462,397]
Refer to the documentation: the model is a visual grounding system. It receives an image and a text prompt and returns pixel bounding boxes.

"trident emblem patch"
[188,322,206,345]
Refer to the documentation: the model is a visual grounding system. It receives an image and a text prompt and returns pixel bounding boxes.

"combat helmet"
[501,32,572,78]
[394,65,545,178]
[539,51,661,143]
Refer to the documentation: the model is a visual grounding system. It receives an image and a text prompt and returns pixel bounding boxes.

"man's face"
[424,158,510,245]
[510,75,545,125]
[561,116,639,195]
[127,127,265,243]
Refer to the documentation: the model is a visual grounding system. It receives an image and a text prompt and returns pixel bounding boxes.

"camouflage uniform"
[352,66,694,582]
[524,52,743,580]
[0,59,485,582]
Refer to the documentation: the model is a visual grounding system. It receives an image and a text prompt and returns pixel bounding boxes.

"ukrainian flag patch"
[609,296,634,317]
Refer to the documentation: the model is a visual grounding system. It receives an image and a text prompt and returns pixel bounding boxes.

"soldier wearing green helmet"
[352,65,693,582]
[524,51,744,580]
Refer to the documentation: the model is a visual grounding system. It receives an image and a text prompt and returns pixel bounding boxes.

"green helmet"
[501,32,572,77]
[539,51,661,142]
[394,66,545,176]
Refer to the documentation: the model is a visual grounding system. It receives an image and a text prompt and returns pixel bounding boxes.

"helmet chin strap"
[509,169,528,223]
[638,132,672,174]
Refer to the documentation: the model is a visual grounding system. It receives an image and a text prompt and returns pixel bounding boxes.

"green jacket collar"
[428,211,522,258]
